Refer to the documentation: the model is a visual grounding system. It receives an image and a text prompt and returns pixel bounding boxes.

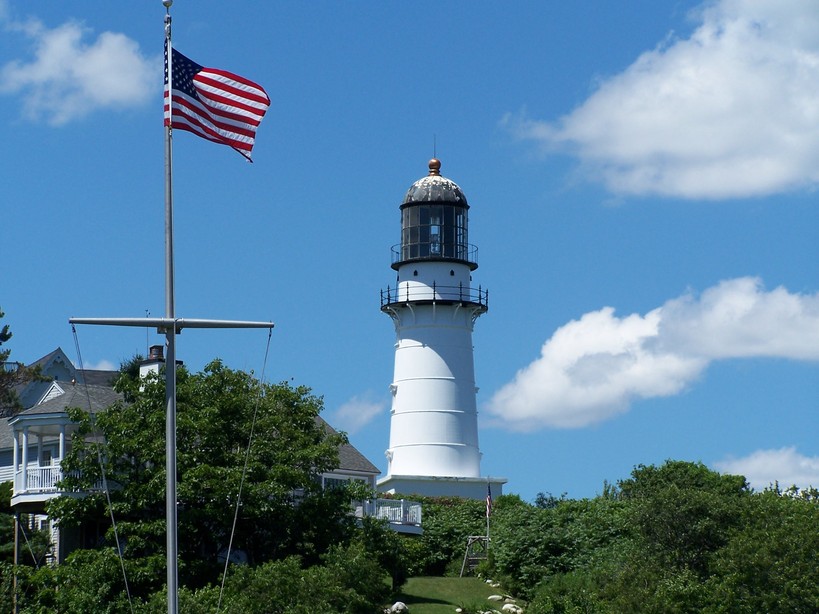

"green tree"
[357,517,410,591]
[0,482,13,563]
[0,308,47,417]
[0,481,51,567]
[704,488,819,613]
[492,495,626,600]
[618,460,750,574]
[48,360,350,595]
[407,495,488,576]
[172,544,390,614]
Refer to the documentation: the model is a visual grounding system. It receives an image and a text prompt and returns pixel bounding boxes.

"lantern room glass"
[401,204,468,261]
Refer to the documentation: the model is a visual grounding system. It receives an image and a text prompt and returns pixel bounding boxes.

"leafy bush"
[179,546,390,614]
[500,462,819,613]
[408,495,490,576]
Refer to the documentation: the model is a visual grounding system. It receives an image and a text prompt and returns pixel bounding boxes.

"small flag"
[164,44,270,160]
[486,483,493,518]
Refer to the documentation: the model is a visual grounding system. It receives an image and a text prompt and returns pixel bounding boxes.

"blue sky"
[2,0,817,501]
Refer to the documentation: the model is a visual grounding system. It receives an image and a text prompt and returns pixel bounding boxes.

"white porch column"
[59,425,66,462]
[37,433,43,465]
[21,427,29,490]
[12,429,18,474]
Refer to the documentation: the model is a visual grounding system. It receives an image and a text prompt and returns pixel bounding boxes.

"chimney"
[139,344,165,383]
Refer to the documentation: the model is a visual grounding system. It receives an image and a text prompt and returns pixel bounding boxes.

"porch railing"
[13,465,104,496]
[15,465,63,494]
[353,498,422,526]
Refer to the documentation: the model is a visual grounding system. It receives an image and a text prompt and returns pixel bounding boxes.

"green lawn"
[394,576,514,614]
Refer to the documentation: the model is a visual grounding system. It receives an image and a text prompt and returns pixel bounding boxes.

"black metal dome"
[401,159,469,207]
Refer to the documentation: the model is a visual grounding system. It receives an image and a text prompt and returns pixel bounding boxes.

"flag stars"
[171,51,203,100]
[163,46,269,159]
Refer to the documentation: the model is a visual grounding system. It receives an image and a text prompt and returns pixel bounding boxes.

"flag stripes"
[164,44,269,159]
[486,483,493,519]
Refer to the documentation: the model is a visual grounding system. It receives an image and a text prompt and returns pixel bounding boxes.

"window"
[401,204,468,261]
[323,477,347,490]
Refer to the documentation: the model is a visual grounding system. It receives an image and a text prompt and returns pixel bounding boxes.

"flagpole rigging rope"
[217,327,274,613]
[16,515,42,568]
[71,325,135,614]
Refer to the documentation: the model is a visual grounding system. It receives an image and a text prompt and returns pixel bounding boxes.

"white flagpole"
[71,6,273,614]
[162,2,178,613]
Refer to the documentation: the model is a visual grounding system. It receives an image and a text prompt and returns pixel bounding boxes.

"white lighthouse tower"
[378,159,505,500]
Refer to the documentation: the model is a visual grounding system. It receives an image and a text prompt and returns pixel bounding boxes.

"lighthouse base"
[377,474,507,500]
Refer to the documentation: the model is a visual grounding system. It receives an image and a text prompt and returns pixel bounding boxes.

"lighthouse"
[378,159,505,500]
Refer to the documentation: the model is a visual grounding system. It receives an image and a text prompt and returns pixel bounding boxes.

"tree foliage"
[401,495,490,576]
[0,481,52,572]
[48,361,352,593]
[482,461,819,613]
[619,460,750,574]
[0,307,44,417]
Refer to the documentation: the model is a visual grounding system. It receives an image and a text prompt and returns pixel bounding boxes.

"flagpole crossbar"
[70,317,274,334]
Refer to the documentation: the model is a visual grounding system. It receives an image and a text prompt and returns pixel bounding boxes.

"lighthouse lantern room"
[378,159,506,500]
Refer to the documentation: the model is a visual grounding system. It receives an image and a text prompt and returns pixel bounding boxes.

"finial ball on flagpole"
[162,0,173,8]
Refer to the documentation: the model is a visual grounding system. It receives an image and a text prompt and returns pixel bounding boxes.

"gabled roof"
[317,416,380,476]
[16,383,122,418]
[0,384,123,449]
[14,347,117,409]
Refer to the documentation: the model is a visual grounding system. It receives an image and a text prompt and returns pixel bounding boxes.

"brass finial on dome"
[428,158,441,176]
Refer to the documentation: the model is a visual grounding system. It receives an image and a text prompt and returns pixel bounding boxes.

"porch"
[10,463,97,510]
[353,498,423,535]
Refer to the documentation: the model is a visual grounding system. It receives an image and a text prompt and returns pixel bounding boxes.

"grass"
[394,576,510,613]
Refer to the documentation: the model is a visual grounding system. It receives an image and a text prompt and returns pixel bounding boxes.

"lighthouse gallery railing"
[381,282,488,309]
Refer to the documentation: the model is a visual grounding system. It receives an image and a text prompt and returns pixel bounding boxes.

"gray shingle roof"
[19,383,122,416]
[316,416,380,475]
[0,384,123,450]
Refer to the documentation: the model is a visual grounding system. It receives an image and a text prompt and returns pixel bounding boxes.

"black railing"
[381,282,489,310]
[391,243,478,267]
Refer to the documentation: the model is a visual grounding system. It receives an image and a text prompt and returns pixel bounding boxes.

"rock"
[388,602,409,613]
[502,604,523,614]
[487,594,504,601]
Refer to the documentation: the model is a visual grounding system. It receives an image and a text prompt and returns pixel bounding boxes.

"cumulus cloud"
[331,393,386,435]
[715,447,819,491]
[506,0,819,199]
[486,277,819,430]
[0,10,158,125]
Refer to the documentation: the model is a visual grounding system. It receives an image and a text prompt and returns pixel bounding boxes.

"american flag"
[164,44,270,160]
[486,483,493,519]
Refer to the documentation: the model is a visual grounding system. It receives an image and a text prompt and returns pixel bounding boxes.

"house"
[1,348,419,564]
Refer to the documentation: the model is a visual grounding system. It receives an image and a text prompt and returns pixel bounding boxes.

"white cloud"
[715,447,819,491]
[331,393,385,435]
[506,0,819,199]
[0,11,159,125]
[83,359,117,372]
[486,277,819,431]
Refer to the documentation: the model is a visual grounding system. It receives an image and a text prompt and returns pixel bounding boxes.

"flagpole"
[66,6,271,613]
[486,480,491,542]
[163,2,179,614]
